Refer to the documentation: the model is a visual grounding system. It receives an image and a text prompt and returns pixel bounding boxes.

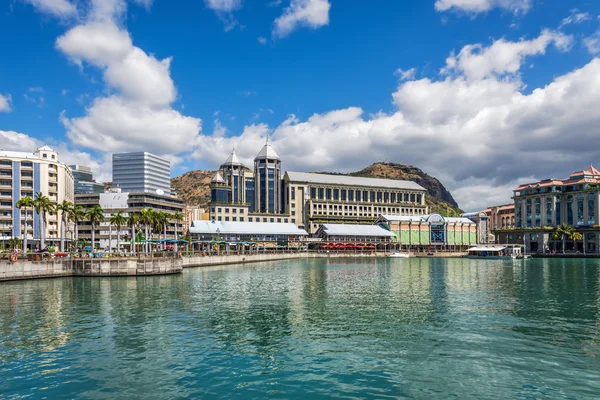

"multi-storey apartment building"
[0,146,74,248]
[504,165,600,253]
[75,190,185,250]
[208,143,428,234]
[112,152,172,194]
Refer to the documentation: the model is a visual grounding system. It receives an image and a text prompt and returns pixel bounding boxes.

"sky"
[1,0,600,211]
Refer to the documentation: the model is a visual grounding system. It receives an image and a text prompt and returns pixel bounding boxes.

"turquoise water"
[1,258,600,399]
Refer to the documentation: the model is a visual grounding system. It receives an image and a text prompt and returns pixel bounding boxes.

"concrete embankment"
[0,257,182,282]
[181,252,453,268]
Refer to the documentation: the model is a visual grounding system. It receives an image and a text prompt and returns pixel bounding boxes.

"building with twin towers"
[209,141,428,234]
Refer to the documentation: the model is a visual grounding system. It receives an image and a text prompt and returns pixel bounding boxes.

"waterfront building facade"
[112,152,171,194]
[70,165,104,194]
[184,206,209,230]
[485,204,515,230]
[75,190,184,250]
[315,224,395,249]
[0,146,74,248]
[504,165,600,253]
[209,143,428,234]
[376,214,478,251]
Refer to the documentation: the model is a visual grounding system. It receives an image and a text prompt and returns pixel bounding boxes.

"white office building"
[112,152,171,194]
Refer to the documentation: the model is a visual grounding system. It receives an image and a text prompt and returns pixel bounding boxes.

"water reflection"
[1,258,600,399]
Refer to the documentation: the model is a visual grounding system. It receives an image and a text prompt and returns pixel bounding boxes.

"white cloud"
[273,0,331,38]
[584,32,600,55]
[55,0,201,156]
[0,94,12,112]
[23,0,78,19]
[28,86,44,92]
[204,0,243,31]
[191,32,600,211]
[442,30,572,80]
[434,0,532,15]
[395,68,417,81]
[213,119,227,138]
[0,130,40,150]
[560,9,591,27]
[257,36,268,44]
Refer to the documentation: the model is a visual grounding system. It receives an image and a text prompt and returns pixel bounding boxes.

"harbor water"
[1,258,600,399]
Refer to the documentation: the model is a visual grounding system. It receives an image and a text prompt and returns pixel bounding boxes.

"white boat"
[467,245,523,259]
[388,252,410,258]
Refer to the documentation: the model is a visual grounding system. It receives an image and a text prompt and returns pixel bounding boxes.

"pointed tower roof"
[584,165,600,176]
[211,171,225,184]
[255,138,280,161]
[222,149,244,167]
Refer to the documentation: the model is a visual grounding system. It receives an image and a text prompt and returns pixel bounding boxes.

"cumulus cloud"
[435,0,532,15]
[23,0,78,19]
[204,0,243,31]
[0,130,41,150]
[191,32,600,211]
[55,1,201,156]
[442,30,572,80]
[0,94,12,112]
[273,0,331,38]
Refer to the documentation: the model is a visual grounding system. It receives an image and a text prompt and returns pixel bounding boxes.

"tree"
[552,223,576,253]
[15,195,34,252]
[8,237,21,250]
[127,213,140,255]
[571,232,583,252]
[172,211,184,251]
[152,211,167,252]
[86,205,105,250]
[110,211,127,255]
[56,200,73,252]
[71,205,86,252]
[34,193,55,251]
[139,208,154,255]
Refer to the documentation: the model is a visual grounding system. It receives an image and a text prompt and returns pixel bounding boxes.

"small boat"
[388,252,410,258]
[467,245,523,259]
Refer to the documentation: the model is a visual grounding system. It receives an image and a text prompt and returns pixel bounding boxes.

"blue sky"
[1,0,600,210]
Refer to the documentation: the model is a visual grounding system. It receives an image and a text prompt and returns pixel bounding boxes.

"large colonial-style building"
[209,142,429,234]
[1,146,74,249]
[501,165,600,253]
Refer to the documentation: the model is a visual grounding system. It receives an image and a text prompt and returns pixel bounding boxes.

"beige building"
[184,206,209,229]
[1,146,74,249]
[485,204,515,230]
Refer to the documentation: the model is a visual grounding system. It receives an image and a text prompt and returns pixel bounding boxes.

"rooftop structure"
[70,165,104,194]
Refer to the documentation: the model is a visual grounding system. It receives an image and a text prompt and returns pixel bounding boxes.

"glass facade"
[567,195,573,225]
[535,198,541,226]
[545,197,552,226]
[526,198,532,228]
[577,194,584,226]
[555,197,561,225]
[267,168,275,212]
[245,178,255,212]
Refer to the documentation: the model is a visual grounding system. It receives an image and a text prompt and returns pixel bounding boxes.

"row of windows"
[213,216,296,224]
[309,187,422,204]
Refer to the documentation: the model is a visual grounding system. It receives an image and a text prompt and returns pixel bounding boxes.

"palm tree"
[71,205,86,252]
[110,211,127,255]
[86,205,105,251]
[552,223,576,253]
[151,211,166,252]
[139,208,154,255]
[34,192,55,251]
[571,231,583,253]
[127,213,140,255]
[15,195,34,252]
[56,200,73,252]
[173,211,184,251]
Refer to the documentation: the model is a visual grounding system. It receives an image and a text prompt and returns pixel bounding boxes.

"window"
[384,192,389,202]
[535,198,541,226]
[555,197,561,225]
[225,208,229,213]
[225,217,229,221]
[249,217,253,222]
[391,193,396,203]
[284,218,288,223]
[377,192,382,202]
[318,188,324,199]
[292,211,296,216]
[277,218,281,223]
[348,190,354,201]
[404,193,409,202]
[232,217,237,221]
[240,217,245,222]
[218,208,222,213]
[311,188,317,199]
[545,197,553,226]
[333,189,339,200]
[326,188,332,200]
[370,191,375,202]
[270,218,274,222]
[232,209,237,214]
[43,154,47,158]
[577,194,584,225]
[566,195,573,225]
[341,189,347,201]
[51,155,55,159]
[588,193,595,225]
[263,218,267,222]
[291,187,296,201]
[217,216,222,221]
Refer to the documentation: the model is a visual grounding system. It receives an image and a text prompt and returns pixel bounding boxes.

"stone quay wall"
[0,257,183,282]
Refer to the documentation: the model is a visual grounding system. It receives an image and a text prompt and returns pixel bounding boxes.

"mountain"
[171,162,462,216]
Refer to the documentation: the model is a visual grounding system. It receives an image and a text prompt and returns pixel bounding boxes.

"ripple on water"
[1,258,600,399]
